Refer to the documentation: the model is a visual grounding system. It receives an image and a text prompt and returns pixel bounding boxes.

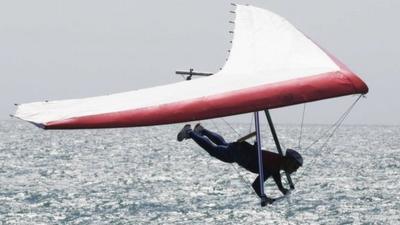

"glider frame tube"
[254,111,268,206]
[264,109,295,189]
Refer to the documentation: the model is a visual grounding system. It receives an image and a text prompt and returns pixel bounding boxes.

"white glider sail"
[14,5,368,129]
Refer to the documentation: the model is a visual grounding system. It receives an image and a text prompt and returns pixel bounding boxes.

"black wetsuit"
[189,129,286,196]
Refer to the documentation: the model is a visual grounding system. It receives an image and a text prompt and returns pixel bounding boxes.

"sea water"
[0,121,399,224]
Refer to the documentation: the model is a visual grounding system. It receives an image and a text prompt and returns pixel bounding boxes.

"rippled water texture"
[1,121,399,224]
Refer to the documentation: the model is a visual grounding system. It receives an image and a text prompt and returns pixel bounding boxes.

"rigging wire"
[209,118,254,193]
[298,104,306,150]
[178,73,364,195]
[294,95,363,180]
[176,65,254,194]
[249,113,254,134]
[209,118,221,132]
[220,117,241,137]
[229,157,255,192]
[220,117,255,192]
[302,95,362,151]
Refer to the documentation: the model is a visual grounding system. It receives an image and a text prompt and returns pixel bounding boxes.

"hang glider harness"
[177,69,363,206]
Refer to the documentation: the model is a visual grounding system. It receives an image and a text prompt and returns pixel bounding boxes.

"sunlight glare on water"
[0,121,399,224]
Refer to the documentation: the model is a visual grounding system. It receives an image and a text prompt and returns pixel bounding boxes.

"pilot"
[177,124,303,204]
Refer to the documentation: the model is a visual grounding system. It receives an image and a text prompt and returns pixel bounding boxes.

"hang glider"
[14,5,368,130]
[13,4,368,207]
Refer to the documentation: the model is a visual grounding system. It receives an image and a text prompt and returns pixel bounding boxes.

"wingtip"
[29,122,46,129]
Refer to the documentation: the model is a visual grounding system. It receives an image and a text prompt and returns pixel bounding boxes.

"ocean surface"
[0,120,399,224]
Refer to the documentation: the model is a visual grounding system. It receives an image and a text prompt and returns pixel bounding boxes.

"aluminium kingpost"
[264,109,295,189]
[254,111,268,206]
